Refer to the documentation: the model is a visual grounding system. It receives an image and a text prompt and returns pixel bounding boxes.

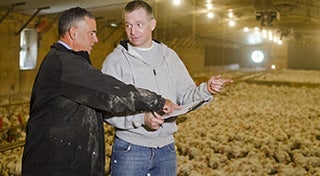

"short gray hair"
[58,7,95,38]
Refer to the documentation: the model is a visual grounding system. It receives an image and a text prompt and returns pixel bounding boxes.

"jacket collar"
[51,42,92,65]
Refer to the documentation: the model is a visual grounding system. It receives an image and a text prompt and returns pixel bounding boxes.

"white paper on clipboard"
[162,97,211,119]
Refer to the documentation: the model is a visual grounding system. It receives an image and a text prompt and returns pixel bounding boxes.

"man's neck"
[133,41,154,51]
[58,40,72,50]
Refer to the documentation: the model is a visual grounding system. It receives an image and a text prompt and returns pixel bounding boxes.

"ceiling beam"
[0,2,25,25]
[15,6,50,35]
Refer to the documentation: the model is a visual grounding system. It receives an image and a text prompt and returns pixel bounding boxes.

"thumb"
[214,75,222,80]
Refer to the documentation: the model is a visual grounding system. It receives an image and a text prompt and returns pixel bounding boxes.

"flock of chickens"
[1,69,320,176]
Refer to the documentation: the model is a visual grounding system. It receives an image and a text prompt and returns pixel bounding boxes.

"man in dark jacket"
[21,7,178,176]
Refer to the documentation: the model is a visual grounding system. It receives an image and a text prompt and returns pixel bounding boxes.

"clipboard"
[162,97,211,119]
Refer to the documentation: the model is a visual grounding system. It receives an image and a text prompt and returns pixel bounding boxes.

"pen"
[188,98,211,112]
[151,110,163,128]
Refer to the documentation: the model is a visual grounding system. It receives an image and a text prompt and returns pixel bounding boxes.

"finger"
[152,119,164,127]
[148,122,160,130]
[209,85,222,93]
[222,79,234,83]
[149,112,161,121]
[208,88,219,94]
[150,111,163,120]
[152,124,162,130]
[157,119,164,124]
[210,83,224,89]
[173,104,182,110]
[162,107,170,113]
[163,106,173,114]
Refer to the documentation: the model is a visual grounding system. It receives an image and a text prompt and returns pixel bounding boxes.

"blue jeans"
[109,137,176,176]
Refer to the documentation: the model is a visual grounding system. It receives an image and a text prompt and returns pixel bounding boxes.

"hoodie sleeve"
[166,47,213,105]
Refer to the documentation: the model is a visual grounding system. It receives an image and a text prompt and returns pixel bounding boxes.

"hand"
[162,99,181,114]
[144,111,164,130]
[207,75,233,94]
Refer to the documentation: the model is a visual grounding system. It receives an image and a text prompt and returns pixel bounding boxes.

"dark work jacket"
[21,42,165,176]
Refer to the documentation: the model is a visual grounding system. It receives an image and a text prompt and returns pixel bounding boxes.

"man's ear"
[150,19,156,31]
[69,27,77,39]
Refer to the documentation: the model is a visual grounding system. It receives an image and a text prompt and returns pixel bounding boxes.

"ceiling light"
[206,3,213,10]
[261,29,267,38]
[247,33,262,45]
[228,11,234,18]
[107,20,121,28]
[268,31,273,40]
[110,23,117,27]
[228,20,235,27]
[254,30,260,36]
[273,36,279,43]
[207,12,214,18]
[251,50,264,63]
[173,0,181,6]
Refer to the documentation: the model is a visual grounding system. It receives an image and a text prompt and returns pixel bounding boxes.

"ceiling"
[0,0,319,47]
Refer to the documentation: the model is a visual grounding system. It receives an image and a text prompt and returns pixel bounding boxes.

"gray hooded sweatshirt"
[102,40,212,148]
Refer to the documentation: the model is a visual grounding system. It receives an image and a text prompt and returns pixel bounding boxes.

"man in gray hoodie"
[102,1,233,175]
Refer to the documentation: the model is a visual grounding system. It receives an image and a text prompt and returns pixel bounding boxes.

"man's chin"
[130,40,141,46]
[87,48,93,54]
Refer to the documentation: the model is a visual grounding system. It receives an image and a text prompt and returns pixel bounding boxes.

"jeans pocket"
[113,137,132,153]
[166,142,176,153]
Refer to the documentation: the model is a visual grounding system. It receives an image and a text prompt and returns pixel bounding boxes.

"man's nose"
[130,26,137,34]
[93,34,98,43]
